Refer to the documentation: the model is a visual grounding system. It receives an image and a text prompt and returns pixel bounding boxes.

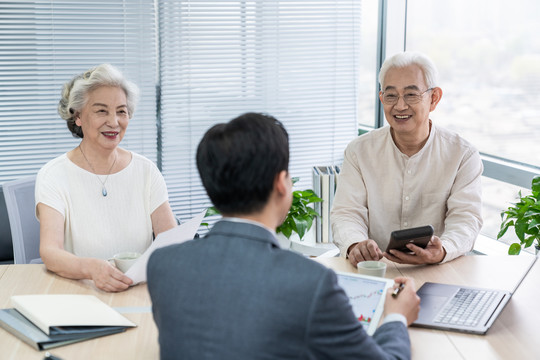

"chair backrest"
[2,175,41,264]
[0,186,14,263]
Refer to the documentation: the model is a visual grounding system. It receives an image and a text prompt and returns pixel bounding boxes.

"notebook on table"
[336,272,394,335]
[412,256,537,335]
[0,294,136,350]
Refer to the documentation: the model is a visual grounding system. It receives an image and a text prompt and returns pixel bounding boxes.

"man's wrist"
[438,246,447,263]
[346,242,358,258]
[430,245,447,264]
[382,313,407,327]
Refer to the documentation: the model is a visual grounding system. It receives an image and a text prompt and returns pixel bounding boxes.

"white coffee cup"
[112,252,141,273]
[356,260,387,277]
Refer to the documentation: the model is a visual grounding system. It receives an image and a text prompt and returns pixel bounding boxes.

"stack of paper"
[312,165,341,243]
[124,210,206,284]
[0,294,136,350]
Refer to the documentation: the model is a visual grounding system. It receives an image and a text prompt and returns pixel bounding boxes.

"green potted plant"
[204,177,321,242]
[277,177,322,241]
[498,175,540,255]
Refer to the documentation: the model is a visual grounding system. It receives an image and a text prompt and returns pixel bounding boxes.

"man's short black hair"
[196,112,289,215]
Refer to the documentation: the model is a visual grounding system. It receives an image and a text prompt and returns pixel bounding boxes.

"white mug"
[356,260,387,277]
[112,252,141,273]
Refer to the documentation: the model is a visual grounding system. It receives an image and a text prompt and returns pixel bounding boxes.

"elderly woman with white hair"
[331,51,483,267]
[36,64,177,292]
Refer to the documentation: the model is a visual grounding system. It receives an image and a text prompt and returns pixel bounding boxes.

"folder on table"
[0,294,136,350]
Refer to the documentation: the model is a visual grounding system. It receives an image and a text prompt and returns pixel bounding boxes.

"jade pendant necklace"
[78,145,117,197]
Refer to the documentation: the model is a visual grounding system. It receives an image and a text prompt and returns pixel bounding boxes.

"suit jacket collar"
[209,219,281,248]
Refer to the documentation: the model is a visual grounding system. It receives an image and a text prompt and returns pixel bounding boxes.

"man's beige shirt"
[331,124,483,263]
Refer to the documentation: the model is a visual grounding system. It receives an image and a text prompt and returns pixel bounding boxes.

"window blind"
[0,0,158,183]
[159,0,362,222]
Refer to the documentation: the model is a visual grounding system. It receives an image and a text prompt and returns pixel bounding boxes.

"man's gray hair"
[378,51,439,90]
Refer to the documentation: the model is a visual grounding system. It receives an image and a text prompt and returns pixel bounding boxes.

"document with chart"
[336,272,394,335]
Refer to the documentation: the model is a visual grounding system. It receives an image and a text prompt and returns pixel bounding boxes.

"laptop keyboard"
[434,288,498,327]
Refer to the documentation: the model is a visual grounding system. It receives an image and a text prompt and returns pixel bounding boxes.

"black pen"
[392,283,405,298]
[44,352,63,360]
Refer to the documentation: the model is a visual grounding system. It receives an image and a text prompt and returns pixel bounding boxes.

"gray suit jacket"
[147,220,410,360]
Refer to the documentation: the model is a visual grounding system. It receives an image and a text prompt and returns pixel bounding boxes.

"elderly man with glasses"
[331,51,483,266]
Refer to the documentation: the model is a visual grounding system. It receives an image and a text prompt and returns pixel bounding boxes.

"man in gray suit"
[147,112,420,360]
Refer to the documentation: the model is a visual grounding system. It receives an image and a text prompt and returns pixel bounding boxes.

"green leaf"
[532,175,540,193]
[358,128,369,136]
[306,207,319,217]
[508,243,522,255]
[303,214,313,229]
[293,216,309,240]
[205,207,221,217]
[501,208,518,219]
[524,210,540,220]
[515,221,527,242]
[523,197,535,208]
[277,219,293,238]
[528,219,540,231]
[297,190,313,197]
[497,220,513,239]
[524,236,536,248]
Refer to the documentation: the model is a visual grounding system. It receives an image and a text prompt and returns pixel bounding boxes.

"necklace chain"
[79,145,117,197]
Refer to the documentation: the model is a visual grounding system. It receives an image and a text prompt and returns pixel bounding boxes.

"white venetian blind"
[0,0,158,183]
[159,0,361,221]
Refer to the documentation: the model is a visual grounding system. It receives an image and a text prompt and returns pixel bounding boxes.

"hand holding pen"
[392,282,405,298]
[385,277,421,326]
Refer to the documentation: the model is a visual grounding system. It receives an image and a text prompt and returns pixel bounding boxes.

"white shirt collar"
[221,217,277,236]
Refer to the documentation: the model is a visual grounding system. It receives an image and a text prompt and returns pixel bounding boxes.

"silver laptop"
[412,256,537,335]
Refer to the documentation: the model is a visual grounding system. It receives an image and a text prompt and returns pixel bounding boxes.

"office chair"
[2,175,42,264]
[0,188,14,264]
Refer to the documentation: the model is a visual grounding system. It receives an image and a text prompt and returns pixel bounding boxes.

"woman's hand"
[90,259,133,292]
[38,203,133,292]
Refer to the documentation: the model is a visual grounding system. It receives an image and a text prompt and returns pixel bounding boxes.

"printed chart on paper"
[337,276,387,330]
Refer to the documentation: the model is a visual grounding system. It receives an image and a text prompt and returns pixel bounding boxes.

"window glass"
[357,0,379,129]
[405,0,540,168]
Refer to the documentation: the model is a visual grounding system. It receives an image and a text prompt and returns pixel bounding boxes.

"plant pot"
[276,227,315,250]
[276,233,292,249]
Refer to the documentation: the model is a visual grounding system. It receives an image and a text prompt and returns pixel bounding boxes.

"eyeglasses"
[381,88,433,105]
